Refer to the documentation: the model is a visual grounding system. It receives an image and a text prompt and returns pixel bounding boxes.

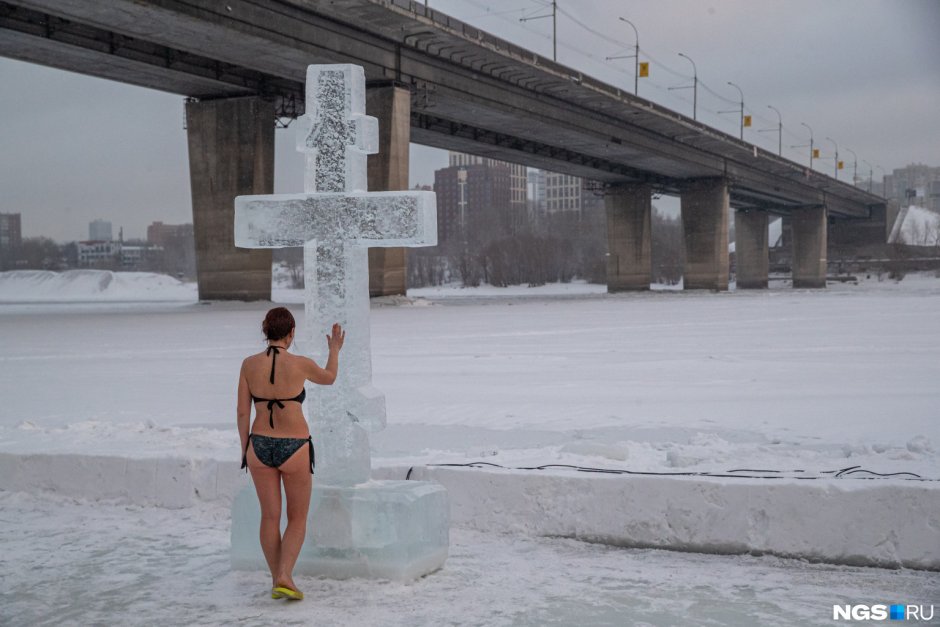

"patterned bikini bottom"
[241,434,314,474]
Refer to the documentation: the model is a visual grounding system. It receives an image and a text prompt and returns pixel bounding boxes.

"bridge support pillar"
[366,81,411,297]
[186,96,273,301]
[605,183,651,291]
[734,209,769,289]
[681,179,729,290]
[791,206,828,288]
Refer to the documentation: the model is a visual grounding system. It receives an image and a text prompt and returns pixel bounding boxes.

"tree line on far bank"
[277,204,685,289]
[6,205,691,288]
[2,236,196,279]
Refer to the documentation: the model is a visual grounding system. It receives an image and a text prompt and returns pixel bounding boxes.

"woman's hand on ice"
[327,323,345,353]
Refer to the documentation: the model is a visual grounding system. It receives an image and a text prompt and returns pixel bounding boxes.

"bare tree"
[274,247,304,288]
[651,208,684,285]
[18,237,64,270]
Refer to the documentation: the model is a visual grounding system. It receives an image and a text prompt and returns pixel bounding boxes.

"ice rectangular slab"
[231,480,450,580]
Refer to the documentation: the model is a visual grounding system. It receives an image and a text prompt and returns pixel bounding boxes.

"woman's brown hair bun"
[262,307,295,341]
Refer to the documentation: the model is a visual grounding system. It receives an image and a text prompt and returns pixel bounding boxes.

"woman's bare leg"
[274,445,312,591]
[247,446,283,586]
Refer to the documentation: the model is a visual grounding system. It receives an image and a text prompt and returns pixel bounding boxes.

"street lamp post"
[862,160,873,193]
[844,148,858,185]
[766,105,782,156]
[796,122,815,169]
[825,136,839,179]
[671,52,698,120]
[604,17,640,95]
[726,81,744,140]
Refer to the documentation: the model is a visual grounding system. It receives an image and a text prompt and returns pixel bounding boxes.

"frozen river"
[0,273,937,479]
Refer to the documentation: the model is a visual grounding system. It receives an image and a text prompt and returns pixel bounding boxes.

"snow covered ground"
[1,490,937,627]
[0,270,938,624]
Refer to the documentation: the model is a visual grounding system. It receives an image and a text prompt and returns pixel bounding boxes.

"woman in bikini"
[237,306,345,601]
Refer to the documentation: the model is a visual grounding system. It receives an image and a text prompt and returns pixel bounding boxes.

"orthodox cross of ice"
[235,65,437,486]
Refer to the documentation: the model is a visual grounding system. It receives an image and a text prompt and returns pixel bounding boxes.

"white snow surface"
[1,490,937,627]
[2,271,940,623]
[0,272,938,480]
[0,269,197,303]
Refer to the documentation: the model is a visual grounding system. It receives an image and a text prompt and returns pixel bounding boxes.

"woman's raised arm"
[302,323,344,385]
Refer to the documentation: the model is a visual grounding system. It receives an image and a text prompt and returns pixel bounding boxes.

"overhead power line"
[424,0,827,165]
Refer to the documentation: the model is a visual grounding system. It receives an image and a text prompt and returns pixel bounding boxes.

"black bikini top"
[250,345,306,429]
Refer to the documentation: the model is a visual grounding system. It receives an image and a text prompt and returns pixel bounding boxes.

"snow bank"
[0,452,243,508]
[0,270,197,303]
[377,465,940,571]
[2,450,936,571]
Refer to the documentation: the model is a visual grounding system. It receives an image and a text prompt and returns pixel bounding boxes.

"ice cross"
[235,64,437,486]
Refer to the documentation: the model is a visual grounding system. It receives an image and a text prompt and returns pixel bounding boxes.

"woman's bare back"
[243,350,312,438]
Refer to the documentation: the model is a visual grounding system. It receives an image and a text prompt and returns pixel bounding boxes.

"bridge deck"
[0,0,884,217]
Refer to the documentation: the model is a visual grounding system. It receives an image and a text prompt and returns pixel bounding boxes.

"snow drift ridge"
[0,270,197,303]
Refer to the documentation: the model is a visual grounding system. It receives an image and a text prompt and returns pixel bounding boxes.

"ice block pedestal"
[231,481,449,579]
[230,64,448,580]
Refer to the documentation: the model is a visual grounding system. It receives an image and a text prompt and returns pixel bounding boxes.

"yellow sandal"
[272,586,304,601]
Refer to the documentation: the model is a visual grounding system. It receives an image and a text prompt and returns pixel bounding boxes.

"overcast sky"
[1,0,937,241]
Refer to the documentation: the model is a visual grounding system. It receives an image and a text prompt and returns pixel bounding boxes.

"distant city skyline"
[1,0,937,242]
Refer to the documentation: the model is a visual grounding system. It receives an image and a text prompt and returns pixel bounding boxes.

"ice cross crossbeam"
[235,192,436,248]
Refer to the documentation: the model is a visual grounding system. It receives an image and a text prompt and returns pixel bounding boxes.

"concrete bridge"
[0,0,887,297]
